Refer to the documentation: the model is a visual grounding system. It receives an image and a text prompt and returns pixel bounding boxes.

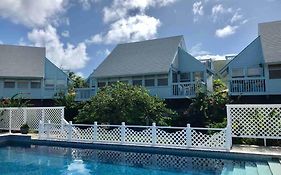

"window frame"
[4,81,15,88]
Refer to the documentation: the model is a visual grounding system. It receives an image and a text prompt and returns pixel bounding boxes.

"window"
[108,81,117,86]
[232,68,244,78]
[45,79,55,90]
[180,72,190,82]
[31,81,41,89]
[132,80,142,86]
[157,74,168,86]
[247,67,262,77]
[269,64,281,79]
[98,82,106,88]
[145,76,155,87]
[4,81,15,88]
[193,71,204,81]
[17,81,29,89]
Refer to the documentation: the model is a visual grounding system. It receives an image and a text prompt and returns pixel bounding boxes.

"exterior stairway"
[220,160,281,175]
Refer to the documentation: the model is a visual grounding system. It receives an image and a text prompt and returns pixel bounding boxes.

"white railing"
[229,77,266,94]
[0,107,65,133]
[227,104,281,146]
[74,88,96,101]
[172,82,205,97]
[39,122,232,150]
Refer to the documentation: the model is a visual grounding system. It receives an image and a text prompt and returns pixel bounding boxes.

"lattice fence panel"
[125,127,152,144]
[227,105,281,138]
[156,128,186,146]
[40,124,68,140]
[0,107,64,131]
[11,109,25,129]
[191,129,226,149]
[0,109,10,129]
[97,126,121,142]
[71,126,94,142]
[26,109,43,129]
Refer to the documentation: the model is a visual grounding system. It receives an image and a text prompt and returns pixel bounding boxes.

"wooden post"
[46,120,51,139]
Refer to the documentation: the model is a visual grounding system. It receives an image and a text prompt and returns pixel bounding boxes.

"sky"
[0,0,280,78]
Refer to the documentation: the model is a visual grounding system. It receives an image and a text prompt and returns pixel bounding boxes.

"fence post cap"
[152,122,156,126]
[94,121,97,125]
[186,124,190,127]
[121,122,125,125]
[69,121,73,125]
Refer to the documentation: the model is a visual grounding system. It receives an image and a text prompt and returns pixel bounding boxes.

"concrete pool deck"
[1,133,281,159]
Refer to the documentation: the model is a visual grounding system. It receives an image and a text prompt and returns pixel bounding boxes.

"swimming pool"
[0,144,279,175]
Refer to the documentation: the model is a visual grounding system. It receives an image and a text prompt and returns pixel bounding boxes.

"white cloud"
[230,11,243,24]
[28,25,89,70]
[88,0,175,45]
[103,0,177,23]
[78,0,97,10]
[193,1,204,16]
[87,15,161,44]
[0,0,66,27]
[189,43,210,56]
[196,54,235,61]
[211,4,233,22]
[76,72,85,78]
[215,25,238,38]
[61,30,70,37]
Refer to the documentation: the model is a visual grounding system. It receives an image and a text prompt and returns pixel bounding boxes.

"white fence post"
[93,121,98,142]
[67,121,72,142]
[186,124,192,148]
[121,122,126,144]
[47,120,51,139]
[41,108,45,124]
[225,125,232,150]
[38,120,43,139]
[23,108,27,124]
[226,105,232,150]
[9,109,12,134]
[152,122,157,145]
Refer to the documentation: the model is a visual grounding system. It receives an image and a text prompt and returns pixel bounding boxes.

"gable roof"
[0,45,45,78]
[219,36,261,74]
[92,36,184,78]
[259,20,281,64]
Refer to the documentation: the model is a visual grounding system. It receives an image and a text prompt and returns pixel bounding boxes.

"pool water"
[0,144,278,175]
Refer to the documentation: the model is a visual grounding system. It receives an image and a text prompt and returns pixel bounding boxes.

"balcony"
[171,82,205,98]
[229,77,266,95]
[74,88,96,101]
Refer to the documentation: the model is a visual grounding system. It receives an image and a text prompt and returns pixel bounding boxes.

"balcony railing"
[172,82,204,97]
[74,88,96,101]
[229,77,266,95]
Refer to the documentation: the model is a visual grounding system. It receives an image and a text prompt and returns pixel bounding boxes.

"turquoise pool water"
[0,144,278,175]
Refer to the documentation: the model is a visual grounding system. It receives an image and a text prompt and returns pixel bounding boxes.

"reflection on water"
[0,145,268,175]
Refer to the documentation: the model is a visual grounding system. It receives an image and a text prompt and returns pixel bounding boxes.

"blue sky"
[0,0,280,78]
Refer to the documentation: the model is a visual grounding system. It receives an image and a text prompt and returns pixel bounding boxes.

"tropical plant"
[68,72,88,89]
[0,93,31,107]
[75,82,176,125]
[182,79,230,127]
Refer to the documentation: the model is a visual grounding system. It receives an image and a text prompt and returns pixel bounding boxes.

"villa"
[0,45,69,104]
[220,21,281,99]
[75,36,214,101]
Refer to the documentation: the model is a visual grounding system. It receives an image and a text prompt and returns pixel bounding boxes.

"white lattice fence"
[227,104,281,139]
[39,122,231,150]
[0,107,65,132]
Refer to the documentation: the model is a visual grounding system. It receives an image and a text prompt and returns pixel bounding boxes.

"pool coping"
[1,134,280,161]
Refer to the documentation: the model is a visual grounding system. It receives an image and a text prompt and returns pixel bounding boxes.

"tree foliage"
[68,72,87,89]
[0,93,31,107]
[75,82,176,125]
[183,79,230,127]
